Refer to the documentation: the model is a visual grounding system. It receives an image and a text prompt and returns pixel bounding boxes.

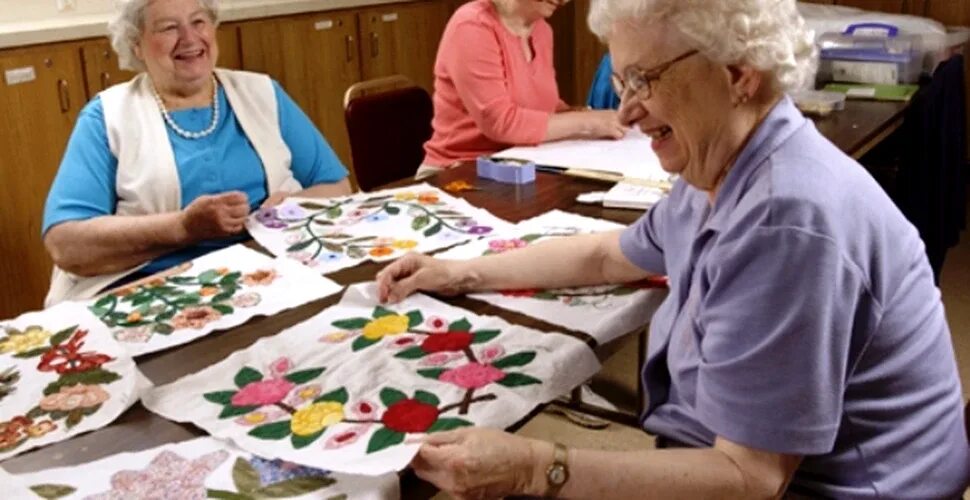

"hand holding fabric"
[179,191,250,242]
[578,109,626,139]
[411,428,546,500]
[376,253,471,304]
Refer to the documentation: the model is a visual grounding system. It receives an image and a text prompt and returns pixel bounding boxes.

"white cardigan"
[45,69,302,306]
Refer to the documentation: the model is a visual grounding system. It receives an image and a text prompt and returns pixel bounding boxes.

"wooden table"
[1,98,908,493]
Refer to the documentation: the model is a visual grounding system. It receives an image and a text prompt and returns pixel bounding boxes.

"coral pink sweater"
[422,0,565,167]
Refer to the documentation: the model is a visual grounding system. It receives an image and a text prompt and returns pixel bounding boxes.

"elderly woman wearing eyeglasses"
[42,0,352,305]
[377,0,970,497]
[417,0,627,178]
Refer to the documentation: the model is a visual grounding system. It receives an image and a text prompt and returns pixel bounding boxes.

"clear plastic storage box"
[818,23,922,84]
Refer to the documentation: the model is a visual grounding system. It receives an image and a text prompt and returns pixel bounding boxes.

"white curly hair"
[108,0,220,72]
[588,0,817,92]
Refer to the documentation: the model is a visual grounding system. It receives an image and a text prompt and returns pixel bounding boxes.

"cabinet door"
[0,43,87,318]
[834,0,907,12]
[358,1,450,93]
[217,22,242,70]
[80,40,138,98]
[240,12,361,170]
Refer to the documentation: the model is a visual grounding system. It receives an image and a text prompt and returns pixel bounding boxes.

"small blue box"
[476,156,536,184]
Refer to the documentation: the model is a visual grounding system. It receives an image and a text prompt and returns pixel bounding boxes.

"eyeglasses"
[610,50,699,100]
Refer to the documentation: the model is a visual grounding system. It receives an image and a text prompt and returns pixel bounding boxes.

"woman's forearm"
[300,178,354,198]
[545,112,598,142]
[44,213,190,277]
[454,230,649,292]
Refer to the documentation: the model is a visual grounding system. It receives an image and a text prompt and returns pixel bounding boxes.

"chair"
[343,75,434,191]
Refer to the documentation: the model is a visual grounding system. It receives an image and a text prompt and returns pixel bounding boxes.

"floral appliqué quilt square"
[143,284,599,475]
[4,437,399,499]
[435,210,669,343]
[0,302,147,461]
[84,244,343,357]
[247,184,512,274]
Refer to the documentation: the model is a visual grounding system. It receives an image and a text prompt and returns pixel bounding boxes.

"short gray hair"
[108,0,220,72]
[588,0,817,92]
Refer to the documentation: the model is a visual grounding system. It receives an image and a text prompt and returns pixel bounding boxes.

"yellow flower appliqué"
[290,402,344,436]
[392,240,418,250]
[361,315,410,340]
[0,326,52,355]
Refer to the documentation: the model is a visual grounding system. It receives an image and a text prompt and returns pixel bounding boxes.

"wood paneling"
[547,0,576,104]
[0,42,86,318]
[239,11,361,169]
[357,1,450,93]
[216,22,242,70]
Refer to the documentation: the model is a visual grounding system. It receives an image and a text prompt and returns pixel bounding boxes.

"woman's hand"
[376,253,474,304]
[411,428,548,500]
[178,191,250,242]
[261,191,290,208]
[580,109,626,139]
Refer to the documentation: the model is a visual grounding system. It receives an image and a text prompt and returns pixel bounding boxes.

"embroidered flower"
[37,330,112,375]
[369,247,394,257]
[284,233,305,245]
[25,420,56,438]
[320,331,352,343]
[290,402,344,436]
[362,315,410,340]
[417,193,439,204]
[351,400,377,418]
[215,268,230,275]
[394,192,417,201]
[283,384,323,407]
[373,237,395,246]
[487,238,528,253]
[391,239,418,250]
[198,287,220,297]
[86,449,229,500]
[365,213,389,223]
[0,326,51,355]
[114,326,152,343]
[348,208,370,218]
[235,411,270,426]
[420,332,473,354]
[0,430,24,450]
[255,207,287,229]
[479,345,506,364]
[467,225,493,235]
[231,292,261,308]
[387,335,418,349]
[381,399,439,433]
[277,204,306,220]
[170,306,222,330]
[248,456,330,485]
[425,316,448,333]
[439,363,506,389]
[39,384,110,412]
[231,378,295,407]
[419,352,464,367]
[243,269,277,286]
[0,415,32,448]
[324,427,367,449]
[321,253,342,263]
[288,251,319,268]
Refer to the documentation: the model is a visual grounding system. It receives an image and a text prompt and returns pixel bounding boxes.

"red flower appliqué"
[381,399,439,433]
[37,330,112,375]
[420,332,473,354]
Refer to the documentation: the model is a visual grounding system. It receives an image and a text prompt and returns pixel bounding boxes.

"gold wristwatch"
[544,442,570,497]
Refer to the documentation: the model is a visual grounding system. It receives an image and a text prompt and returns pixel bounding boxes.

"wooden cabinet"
[0,42,86,318]
[216,23,242,70]
[240,11,361,169]
[79,40,137,97]
[357,1,450,93]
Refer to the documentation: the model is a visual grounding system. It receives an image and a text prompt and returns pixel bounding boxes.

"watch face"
[549,465,567,485]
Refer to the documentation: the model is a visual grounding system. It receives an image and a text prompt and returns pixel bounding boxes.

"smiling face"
[135,0,218,93]
[610,21,747,191]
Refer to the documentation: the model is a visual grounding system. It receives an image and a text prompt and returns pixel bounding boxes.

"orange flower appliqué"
[369,247,394,257]
[243,269,278,286]
[170,306,223,330]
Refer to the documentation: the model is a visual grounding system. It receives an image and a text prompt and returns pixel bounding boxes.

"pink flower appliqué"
[420,352,464,367]
[231,378,294,407]
[487,238,527,253]
[387,335,419,349]
[86,449,229,500]
[479,345,506,364]
[324,424,371,449]
[425,316,448,333]
[439,363,506,389]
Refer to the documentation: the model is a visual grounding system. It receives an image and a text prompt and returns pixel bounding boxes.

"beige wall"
[0,0,115,23]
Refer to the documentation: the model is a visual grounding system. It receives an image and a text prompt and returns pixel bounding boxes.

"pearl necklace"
[151,76,220,140]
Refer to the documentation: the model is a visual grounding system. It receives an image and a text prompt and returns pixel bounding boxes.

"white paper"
[494,128,672,181]
[247,184,513,274]
[143,283,599,476]
[83,244,343,357]
[603,181,665,210]
[7,437,399,500]
[0,302,146,461]
[436,210,668,344]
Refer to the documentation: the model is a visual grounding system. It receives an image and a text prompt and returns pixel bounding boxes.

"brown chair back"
[344,76,433,191]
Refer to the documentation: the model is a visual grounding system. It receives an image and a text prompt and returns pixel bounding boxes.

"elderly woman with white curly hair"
[41,0,352,304]
[376,0,970,497]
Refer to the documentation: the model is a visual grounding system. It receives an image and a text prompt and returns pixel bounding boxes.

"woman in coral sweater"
[418,0,624,177]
